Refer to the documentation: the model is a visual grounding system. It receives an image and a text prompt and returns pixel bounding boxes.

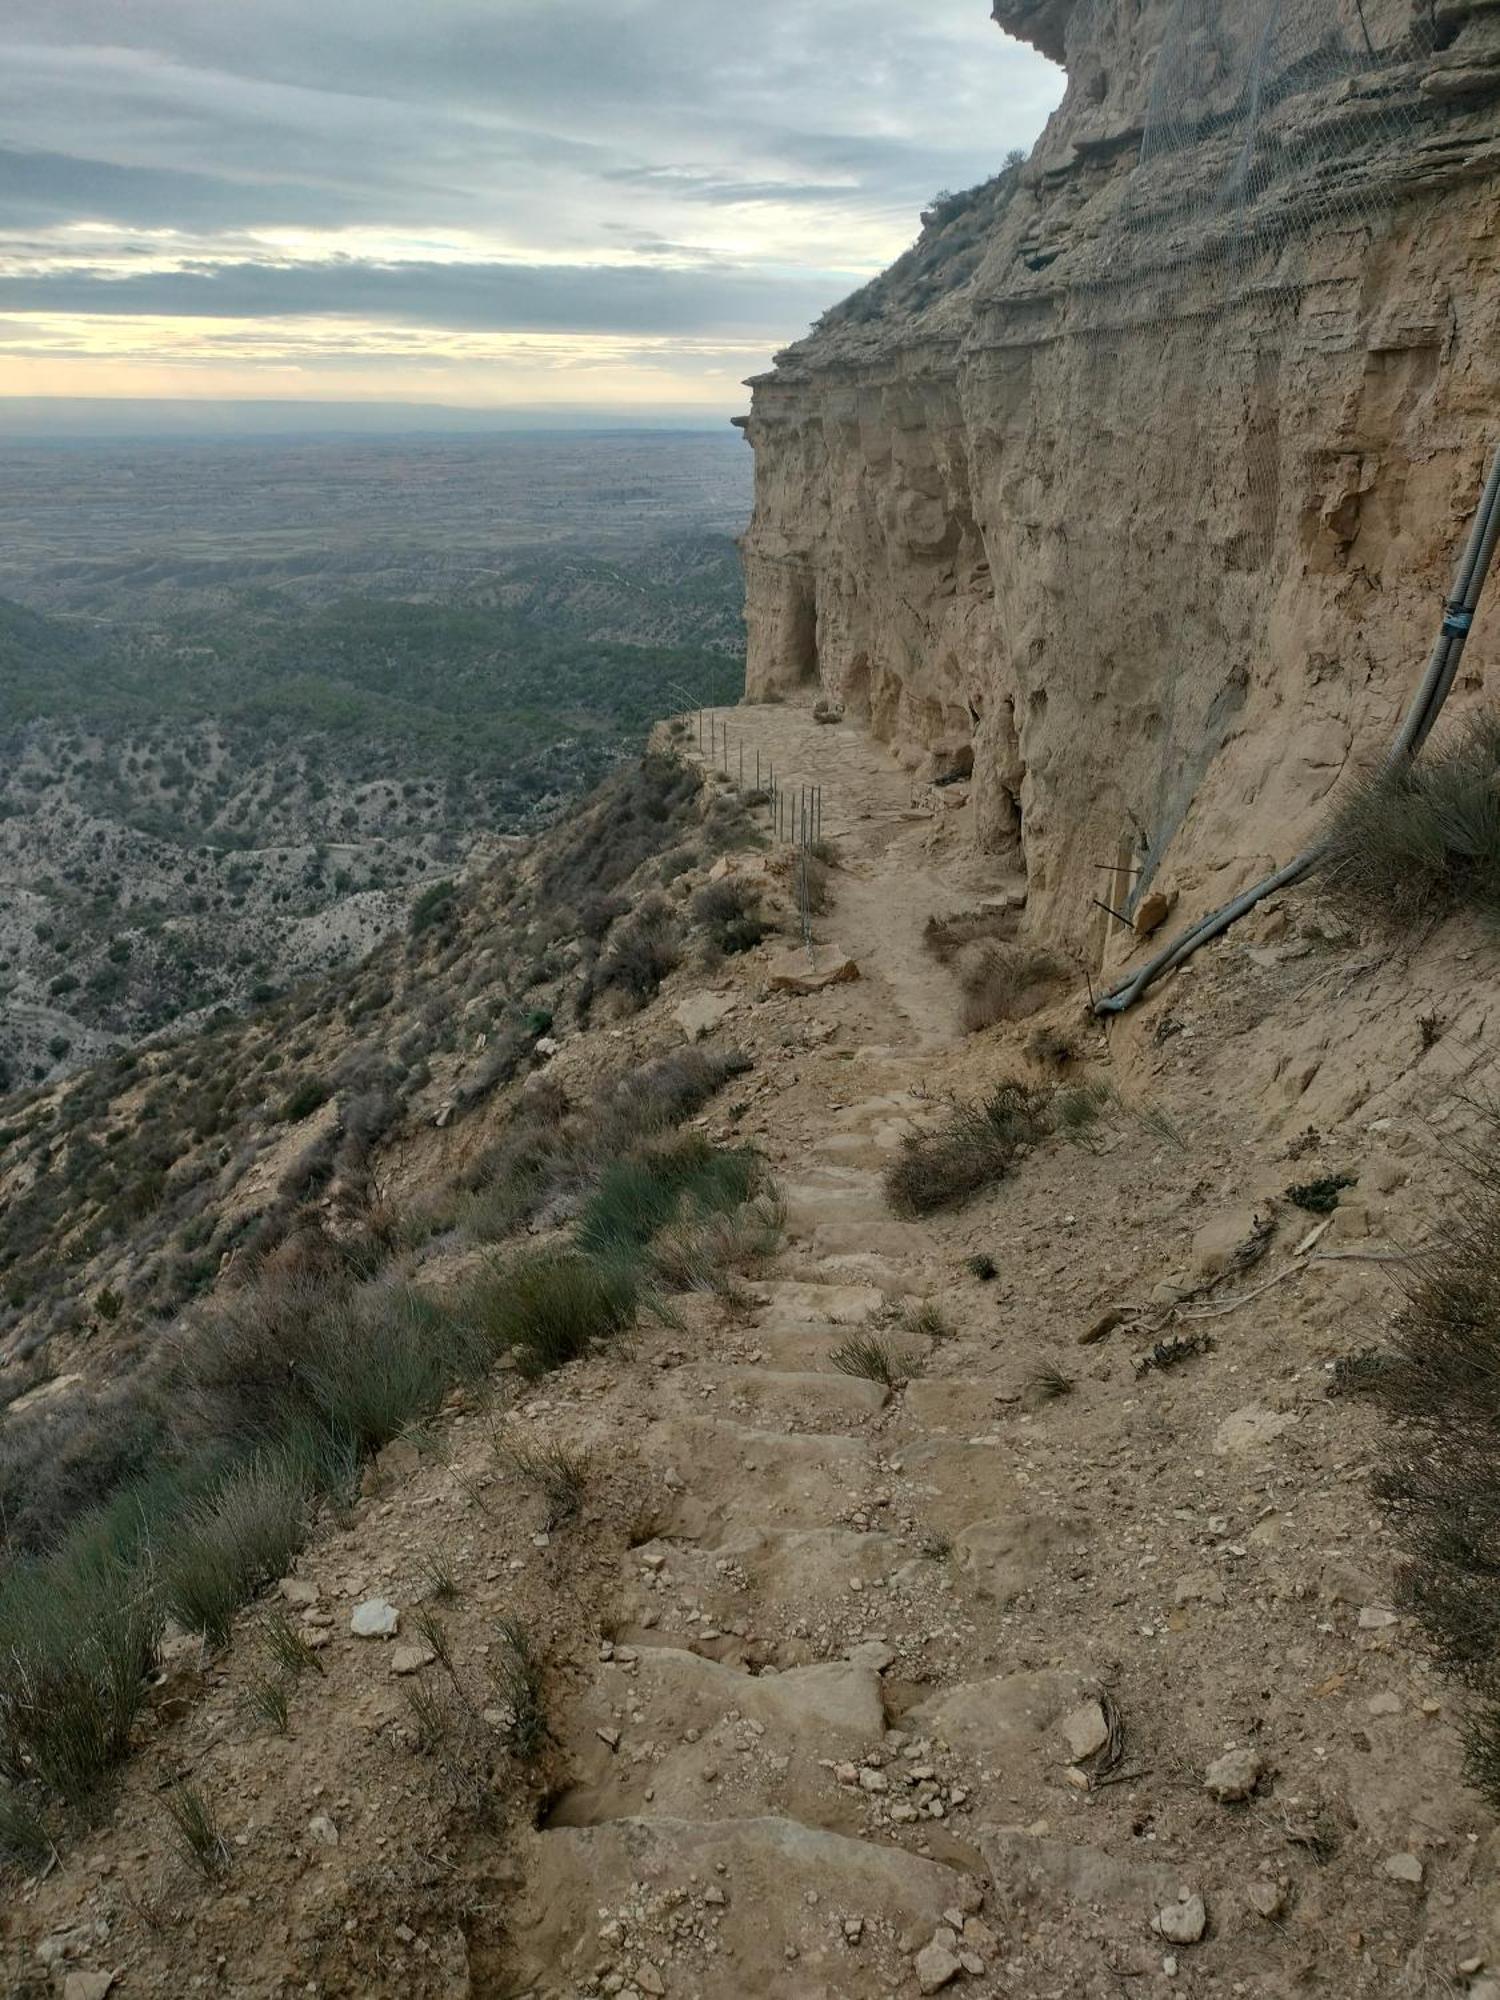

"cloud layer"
[0,2,1062,414]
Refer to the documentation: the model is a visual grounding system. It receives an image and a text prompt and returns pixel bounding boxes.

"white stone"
[350,1597,399,1638]
[914,1941,962,1992]
[1204,1747,1261,1802]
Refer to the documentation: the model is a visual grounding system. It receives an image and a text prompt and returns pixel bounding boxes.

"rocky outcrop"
[739,0,1500,961]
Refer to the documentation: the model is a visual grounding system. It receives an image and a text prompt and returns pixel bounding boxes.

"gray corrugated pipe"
[1094,442,1500,1016]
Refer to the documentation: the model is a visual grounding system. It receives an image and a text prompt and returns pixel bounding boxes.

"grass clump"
[1323,714,1500,933]
[261,1608,326,1679]
[493,1616,547,1759]
[465,1251,638,1380]
[0,1785,51,1870]
[1371,1117,1500,1806]
[161,1456,308,1645]
[0,1548,160,1806]
[502,1438,590,1527]
[829,1334,919,1387]
[163,1783,230,1881]
[243,1673,290,1734]
[884,1080,1054,1217]
[577,1135,758,1262]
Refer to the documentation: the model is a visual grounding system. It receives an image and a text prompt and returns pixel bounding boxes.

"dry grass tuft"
[884,1080,1054,1217]
[1323,713,1500,933]
[1373,1111,1500,1806]
[951,940,1066,1032]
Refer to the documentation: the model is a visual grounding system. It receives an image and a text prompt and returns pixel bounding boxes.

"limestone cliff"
[739,0,1500,965]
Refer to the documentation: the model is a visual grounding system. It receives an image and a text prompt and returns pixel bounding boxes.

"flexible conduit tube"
[1094,442,1500,1016]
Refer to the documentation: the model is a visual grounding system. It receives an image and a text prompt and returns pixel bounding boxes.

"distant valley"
[0,431,751,1088]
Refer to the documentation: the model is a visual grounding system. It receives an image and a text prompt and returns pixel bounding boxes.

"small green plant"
[1027,1367,1074,1403]
[243,1673,290,1734]
[163,1783,230,1881]
[502,1438,589,1528]
[260,1608,326,1679]
[420,1552,460,1601]
[829,1334,918,1387]
[411,1604,455,1676]
[1327,1346,1393,1397]
[493,1616,547,1759]
[965,1253,998,1282]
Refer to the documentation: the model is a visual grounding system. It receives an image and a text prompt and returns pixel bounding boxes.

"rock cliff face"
[739,0,1500,962]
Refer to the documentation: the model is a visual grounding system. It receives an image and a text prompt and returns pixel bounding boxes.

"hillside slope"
[4,696,1499,1997]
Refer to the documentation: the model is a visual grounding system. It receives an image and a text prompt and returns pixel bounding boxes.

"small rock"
[768,946,860,995]
[63,1977,117,2000]
[350,1597,399,1639]
[1246,1877,1287,1920]
[1134,889,1176,937]
[636,1964,665,1997]
[1383,1852,1424,1884]
[914,1941,962,1993]
[1366,1691,1403,1717]
[597,1726,622,1751]
[1061,1699,1110,1762]
[390,1644,437,1676]
[1359,1606,1399,1631]
[307,1815,340,1847]
[1204,1747,1262,1803]
[1154,1894,1207,1945]
[280,1578,319,1607]
[858,1767,889,1794]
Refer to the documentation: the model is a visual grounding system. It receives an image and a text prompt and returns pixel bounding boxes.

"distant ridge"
[0,398,738,441]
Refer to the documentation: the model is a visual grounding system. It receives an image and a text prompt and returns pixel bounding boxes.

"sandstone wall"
[739,0,1500,962]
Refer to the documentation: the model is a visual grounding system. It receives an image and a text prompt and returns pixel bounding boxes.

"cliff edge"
[740,0,1500,967]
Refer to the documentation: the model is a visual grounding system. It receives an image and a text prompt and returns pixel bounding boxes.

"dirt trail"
[12,700,1492,1999]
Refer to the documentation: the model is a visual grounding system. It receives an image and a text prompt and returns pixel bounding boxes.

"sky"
[0,1,1062,426]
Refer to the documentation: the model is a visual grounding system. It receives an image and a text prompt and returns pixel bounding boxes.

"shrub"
[1372,1115,1500,1805]
[462,1252,638,1379]
[492,1616,546,1759]
[884,1080,1054,1217]
[691,877,769,956]
[278,1076,329,1123]
[952,939,1065,1032]
[1323,714,1500,932]
[576,1136,759,1262]
[0,1546,160,1804]
[502,1438,590,1528]
[592,894,682,1008]
[162,1455,309,1645]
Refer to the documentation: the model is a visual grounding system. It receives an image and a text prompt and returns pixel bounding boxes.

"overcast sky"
[0,2,1061,421]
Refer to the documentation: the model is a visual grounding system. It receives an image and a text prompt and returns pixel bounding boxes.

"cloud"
[0,257,848,339]
[0,0,1063,406]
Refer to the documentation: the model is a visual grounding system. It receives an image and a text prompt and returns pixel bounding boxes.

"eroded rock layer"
[740,0,1500,957]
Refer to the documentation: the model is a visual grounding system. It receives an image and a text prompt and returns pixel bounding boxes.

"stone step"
[547,1648,885,1832]
[880,1437,1023,1538]
[657,1365,889,1429]
[613,1528,907,1663]
[907,1668,1097,1782]
[641,1417,869,1538]
[512,1814,979,1999]
[754,1278,895,1326]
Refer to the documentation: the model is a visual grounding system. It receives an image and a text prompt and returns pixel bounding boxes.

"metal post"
[738,743,743,787]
